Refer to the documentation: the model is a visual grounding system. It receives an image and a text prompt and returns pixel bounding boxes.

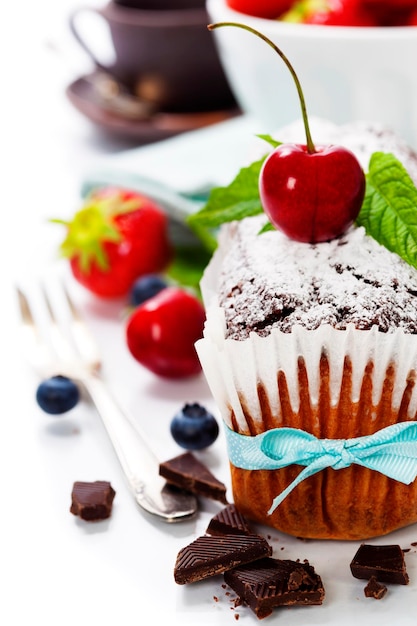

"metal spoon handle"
[83,374,197,522]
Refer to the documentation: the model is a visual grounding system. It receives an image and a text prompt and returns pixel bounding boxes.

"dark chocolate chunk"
[174,533,272,584]
[224,558,325,619]
[159,452,228,504]
[364,576,388,599]
[350,544,409,585]
[70,481,115,521]
[206,504,252,536]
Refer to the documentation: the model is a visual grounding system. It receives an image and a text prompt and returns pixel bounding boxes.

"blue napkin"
[80,115,260,246]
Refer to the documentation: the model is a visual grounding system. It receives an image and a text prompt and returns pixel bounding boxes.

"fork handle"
[82,374,160,493]
[82,374,197,522]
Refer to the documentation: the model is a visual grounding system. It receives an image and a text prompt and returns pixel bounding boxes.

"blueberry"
[130,274,167,307]
[170,403,219,450]
[36,375,80,415]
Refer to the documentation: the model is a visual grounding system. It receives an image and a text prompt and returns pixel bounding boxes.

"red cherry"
[361,0,417,25]
[362,0,417,9]
[209,22,366,243]
[259,143,365,243]
[125,287,206,379]
[226,0,293,19]
[408,8,417,24]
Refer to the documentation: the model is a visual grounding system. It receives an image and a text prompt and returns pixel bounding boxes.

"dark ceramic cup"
[69,0,236,112]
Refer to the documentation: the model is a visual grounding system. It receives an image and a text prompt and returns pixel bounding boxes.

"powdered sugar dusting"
[218,218,417,339]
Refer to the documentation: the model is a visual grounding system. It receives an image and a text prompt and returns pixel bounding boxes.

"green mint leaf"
[256,134,282,149]
[187,156,267,228]
[258,220,275,234]
[356,152,417,269]
[187,221,218,254]
[165,244,213,297]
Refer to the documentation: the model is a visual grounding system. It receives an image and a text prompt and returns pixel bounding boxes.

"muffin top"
[217,217,417,339]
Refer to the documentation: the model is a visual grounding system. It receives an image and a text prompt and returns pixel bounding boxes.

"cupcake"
[194,121,417,540]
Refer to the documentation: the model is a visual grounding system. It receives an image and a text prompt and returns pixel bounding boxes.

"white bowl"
[206,0,417,147]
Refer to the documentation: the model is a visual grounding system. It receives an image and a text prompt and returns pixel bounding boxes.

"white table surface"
[3,3,417,625]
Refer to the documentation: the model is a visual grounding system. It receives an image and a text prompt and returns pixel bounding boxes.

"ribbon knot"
[321,439,356,469]
[225,422,417,515]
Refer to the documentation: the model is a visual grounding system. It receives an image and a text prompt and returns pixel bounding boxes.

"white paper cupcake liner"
[196,235,417,434]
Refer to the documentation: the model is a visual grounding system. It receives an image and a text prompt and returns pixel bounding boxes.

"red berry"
[362,0,417,9]
[125,287,206,378]
[361,0,417,25]
[55,187,173,298]
[304,0,379,26]
[281,0,379,25]
[226,0,293,19]
[408,8,417,24]
[259,143,365,243]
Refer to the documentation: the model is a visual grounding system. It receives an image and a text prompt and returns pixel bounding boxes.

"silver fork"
[16,279,198,522]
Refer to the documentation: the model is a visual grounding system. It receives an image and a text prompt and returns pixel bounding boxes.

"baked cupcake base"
[198,345,417,540]
[229,354,417,540]
[231,464,417,540]
[196,245,417,539]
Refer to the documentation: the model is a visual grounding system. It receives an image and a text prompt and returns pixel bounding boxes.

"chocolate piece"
[224,558,325,619]
[70,481,115,521]
[206,504,252,536]
[159,452,228,504]
[174,533,272,584]
[364,576,388,599]
[350,544,409,585]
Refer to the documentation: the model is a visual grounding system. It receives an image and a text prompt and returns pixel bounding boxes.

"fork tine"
[17,280,101,379]
[16,286,53,374]
[17,286,35,330]
[42,283,76,365]
[62,282,101,372]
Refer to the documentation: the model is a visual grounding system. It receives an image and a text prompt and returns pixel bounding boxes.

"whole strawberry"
[54,188,172,298]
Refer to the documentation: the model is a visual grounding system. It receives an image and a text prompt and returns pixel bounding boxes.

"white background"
[2,2,417,625]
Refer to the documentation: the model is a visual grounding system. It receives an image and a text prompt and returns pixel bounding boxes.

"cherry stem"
[208,22,316,154]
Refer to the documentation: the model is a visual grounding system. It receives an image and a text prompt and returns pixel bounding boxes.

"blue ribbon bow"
[225,422,417,514]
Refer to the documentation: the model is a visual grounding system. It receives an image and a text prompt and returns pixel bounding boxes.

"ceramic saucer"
[66,73,240,143]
